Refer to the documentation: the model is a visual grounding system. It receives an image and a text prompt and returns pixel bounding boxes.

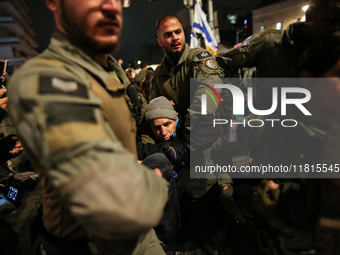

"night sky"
[26,0,261,64]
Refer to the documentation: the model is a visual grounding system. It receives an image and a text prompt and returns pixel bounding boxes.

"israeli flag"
[190,32,200,49]
[191,0,218,54]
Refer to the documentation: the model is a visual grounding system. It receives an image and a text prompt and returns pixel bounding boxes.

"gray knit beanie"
[145,96,178,122]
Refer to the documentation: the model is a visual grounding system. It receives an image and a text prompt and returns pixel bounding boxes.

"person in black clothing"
[125,67,140,91]
[0,78,23,165]
[0,76,23,255]
[135,61,148,85]
[137,96,189,166]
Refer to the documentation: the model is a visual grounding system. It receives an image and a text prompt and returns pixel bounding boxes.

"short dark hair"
[140,61,147,69]
[156,15,179,34]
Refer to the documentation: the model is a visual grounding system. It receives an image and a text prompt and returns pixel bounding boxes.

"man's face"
[150,118,177,142]
[306,3,340,38]
[157,18,186,58]
[58,0,122,54]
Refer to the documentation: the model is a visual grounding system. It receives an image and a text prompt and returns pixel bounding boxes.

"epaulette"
[195,51,214,60]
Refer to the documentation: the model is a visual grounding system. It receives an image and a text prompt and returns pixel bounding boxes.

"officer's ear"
[45,0,59,12]
[157,38,163,48]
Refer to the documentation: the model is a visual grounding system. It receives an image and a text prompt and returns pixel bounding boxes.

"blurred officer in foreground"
[217,0,340,109]
[7,0,168,254]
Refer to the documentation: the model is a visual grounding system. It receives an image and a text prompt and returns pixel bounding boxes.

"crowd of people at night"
[0,0,340,254]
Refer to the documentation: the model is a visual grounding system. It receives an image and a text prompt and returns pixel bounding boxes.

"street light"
[302,5,309,12]
[122,0,131,8]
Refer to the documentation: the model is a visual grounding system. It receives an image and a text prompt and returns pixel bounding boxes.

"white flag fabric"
[190,32,200,49]
[191,0,218,54]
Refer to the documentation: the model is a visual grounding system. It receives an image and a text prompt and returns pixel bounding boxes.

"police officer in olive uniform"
[211,30,340,255]
[142,15,225,151]
[142,15,229,252]
[216,0,340,109]
[7,0,168,254]
[149,14,226,201]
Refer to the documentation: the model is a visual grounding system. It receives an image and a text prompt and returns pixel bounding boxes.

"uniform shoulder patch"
[44,103,108,153]
[196,51,213,60]
[44,103,96,126]
[241,35,255,47]
[39,76,88,98]
[260,29,281,37]
[204,59,219,70]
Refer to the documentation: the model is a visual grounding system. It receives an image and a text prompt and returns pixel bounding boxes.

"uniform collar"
[157,44,190,76]
[175,44,191,66]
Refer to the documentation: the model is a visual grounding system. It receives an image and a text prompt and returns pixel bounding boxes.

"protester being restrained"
[137,96,189,167]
